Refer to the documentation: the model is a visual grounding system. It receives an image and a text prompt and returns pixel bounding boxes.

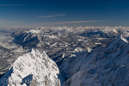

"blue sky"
[0,0,129,27]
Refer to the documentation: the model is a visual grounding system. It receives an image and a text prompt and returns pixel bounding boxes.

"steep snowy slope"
[60,36,129,86]
[0,49,60,86]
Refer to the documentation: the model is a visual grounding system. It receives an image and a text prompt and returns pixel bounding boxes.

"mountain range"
[0,26,129,86]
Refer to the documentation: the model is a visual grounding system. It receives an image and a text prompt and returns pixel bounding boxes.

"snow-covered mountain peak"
[29,49,48,59]
[61,35,129,86]
[26,30,40,34]
[106,36,128,53]
[114,36,128,43]
[0,49,60,86]
[120,35,128,43]
[108,36,128,46]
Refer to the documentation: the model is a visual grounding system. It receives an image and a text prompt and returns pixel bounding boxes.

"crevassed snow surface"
[0,49,60,86]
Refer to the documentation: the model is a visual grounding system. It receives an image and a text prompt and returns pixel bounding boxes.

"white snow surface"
[27,30,40,34]
[0,49,60,86]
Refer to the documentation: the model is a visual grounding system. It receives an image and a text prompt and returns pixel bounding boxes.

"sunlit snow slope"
[0,49,60,86]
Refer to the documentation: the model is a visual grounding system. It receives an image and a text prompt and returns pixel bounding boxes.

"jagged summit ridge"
[60,36,129,86]
[120,36,128,43]
[112,36,128,43]
[106,36,128,53]
[0,49,60,86]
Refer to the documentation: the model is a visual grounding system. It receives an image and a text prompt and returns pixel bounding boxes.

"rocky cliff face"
[0,49,60,86]
[60,36,129,86]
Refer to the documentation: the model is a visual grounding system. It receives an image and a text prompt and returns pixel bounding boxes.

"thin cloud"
[54,20,97,24]
[0,18,20,24]
[0,4,24,6]
[39,14,66,18]
[37,20,100,26]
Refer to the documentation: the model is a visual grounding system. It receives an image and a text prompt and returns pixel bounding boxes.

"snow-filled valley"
[0,26,129,86]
